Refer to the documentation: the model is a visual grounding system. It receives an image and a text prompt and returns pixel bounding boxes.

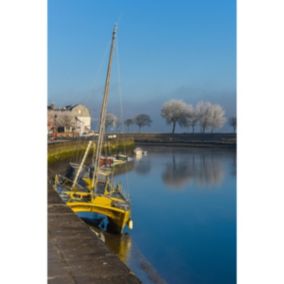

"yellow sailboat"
[54,25,133,233]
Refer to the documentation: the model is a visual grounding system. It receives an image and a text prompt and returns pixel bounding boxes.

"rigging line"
[115,37,126,136]
[91,40,111,94]
[89,39,112,166]
[115,33,130,195]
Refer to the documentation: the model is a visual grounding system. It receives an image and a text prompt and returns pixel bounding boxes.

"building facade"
[48,104,91,136]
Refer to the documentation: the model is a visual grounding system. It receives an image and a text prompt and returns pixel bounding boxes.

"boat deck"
[48,185,140,284]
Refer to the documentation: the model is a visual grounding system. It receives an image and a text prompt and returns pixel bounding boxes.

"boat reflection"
[162,150,226,189]
[88,225,132,263]
[113,160,135,177]
[135,158,152,175]
[104,233,132,264]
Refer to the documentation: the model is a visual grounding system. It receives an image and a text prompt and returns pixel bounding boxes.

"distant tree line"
[104,113,152,132]
[161,99,229,134]
[123,114,152,132]
[103,100,236,134]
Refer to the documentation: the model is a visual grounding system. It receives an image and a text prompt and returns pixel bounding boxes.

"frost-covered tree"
[180,105,199,133]
[105,113,118,131]
[135,114,152,131]
[208,104,226,132]
[124,118,134,132]
[161,100,193,134]
[184,107,199,133]
[229,117,237,132]
[179,104,194,129]
[196,101,226,132]
[195,101,212,133]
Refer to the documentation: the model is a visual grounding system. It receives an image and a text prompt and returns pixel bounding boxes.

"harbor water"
[109,146,236,284]
[49,146,236,284]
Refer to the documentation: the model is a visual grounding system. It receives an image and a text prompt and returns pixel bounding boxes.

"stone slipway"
[48,187,141,284]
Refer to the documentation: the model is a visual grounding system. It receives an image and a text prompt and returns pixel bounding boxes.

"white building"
[48,104,91,135]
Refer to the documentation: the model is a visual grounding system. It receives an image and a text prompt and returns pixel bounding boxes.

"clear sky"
[48,0,236,132]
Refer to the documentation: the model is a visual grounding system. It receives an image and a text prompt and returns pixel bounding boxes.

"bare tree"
[161,100,192,134]
[105,113,118,131]
[229,117,236,132]
[134,114,152,131]
[124,118,134,132]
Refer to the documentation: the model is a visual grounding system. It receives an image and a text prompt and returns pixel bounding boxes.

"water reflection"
[231,153,236,177]
[162,150,226,189]
[90,226,167,284]
[135,158,152,175]
[104,233,132,264]
[113,160,135,176]
[49,147,236,284]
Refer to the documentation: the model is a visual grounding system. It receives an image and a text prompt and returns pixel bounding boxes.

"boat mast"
[71,140,93,191]
[91,25,117,195]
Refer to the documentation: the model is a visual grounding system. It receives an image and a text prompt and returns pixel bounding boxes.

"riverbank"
[48,134,236,158]
[122,133,236,148]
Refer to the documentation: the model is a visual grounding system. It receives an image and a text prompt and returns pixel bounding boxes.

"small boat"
[115,153,133,162]
[100,154,131,168]
[54,25,133,233]
[134,147,147,158]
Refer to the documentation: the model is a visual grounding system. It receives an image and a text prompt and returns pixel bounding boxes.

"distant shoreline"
[122,133,236,149]
[48,133,236,151]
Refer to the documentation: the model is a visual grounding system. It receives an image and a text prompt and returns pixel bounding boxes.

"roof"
[47,104,91,117]
[64,104,79,110]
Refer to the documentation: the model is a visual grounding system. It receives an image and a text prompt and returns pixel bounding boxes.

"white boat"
[134,147,147,157]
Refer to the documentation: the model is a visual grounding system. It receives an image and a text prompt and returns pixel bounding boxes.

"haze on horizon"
[48,0,236,133]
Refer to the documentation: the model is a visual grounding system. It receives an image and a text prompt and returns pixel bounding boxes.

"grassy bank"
[48,138,135,164]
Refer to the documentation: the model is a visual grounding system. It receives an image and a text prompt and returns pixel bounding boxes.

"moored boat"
[53,25,133,233]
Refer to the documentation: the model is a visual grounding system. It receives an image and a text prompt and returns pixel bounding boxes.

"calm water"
[49,146,236,284]
[110,147,236,284]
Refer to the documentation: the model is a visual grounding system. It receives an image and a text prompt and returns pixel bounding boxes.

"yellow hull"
[67,196,131,233]
[55,174,133,233]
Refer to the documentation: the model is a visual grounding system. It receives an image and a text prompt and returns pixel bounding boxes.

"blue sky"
[48,0,236,132]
